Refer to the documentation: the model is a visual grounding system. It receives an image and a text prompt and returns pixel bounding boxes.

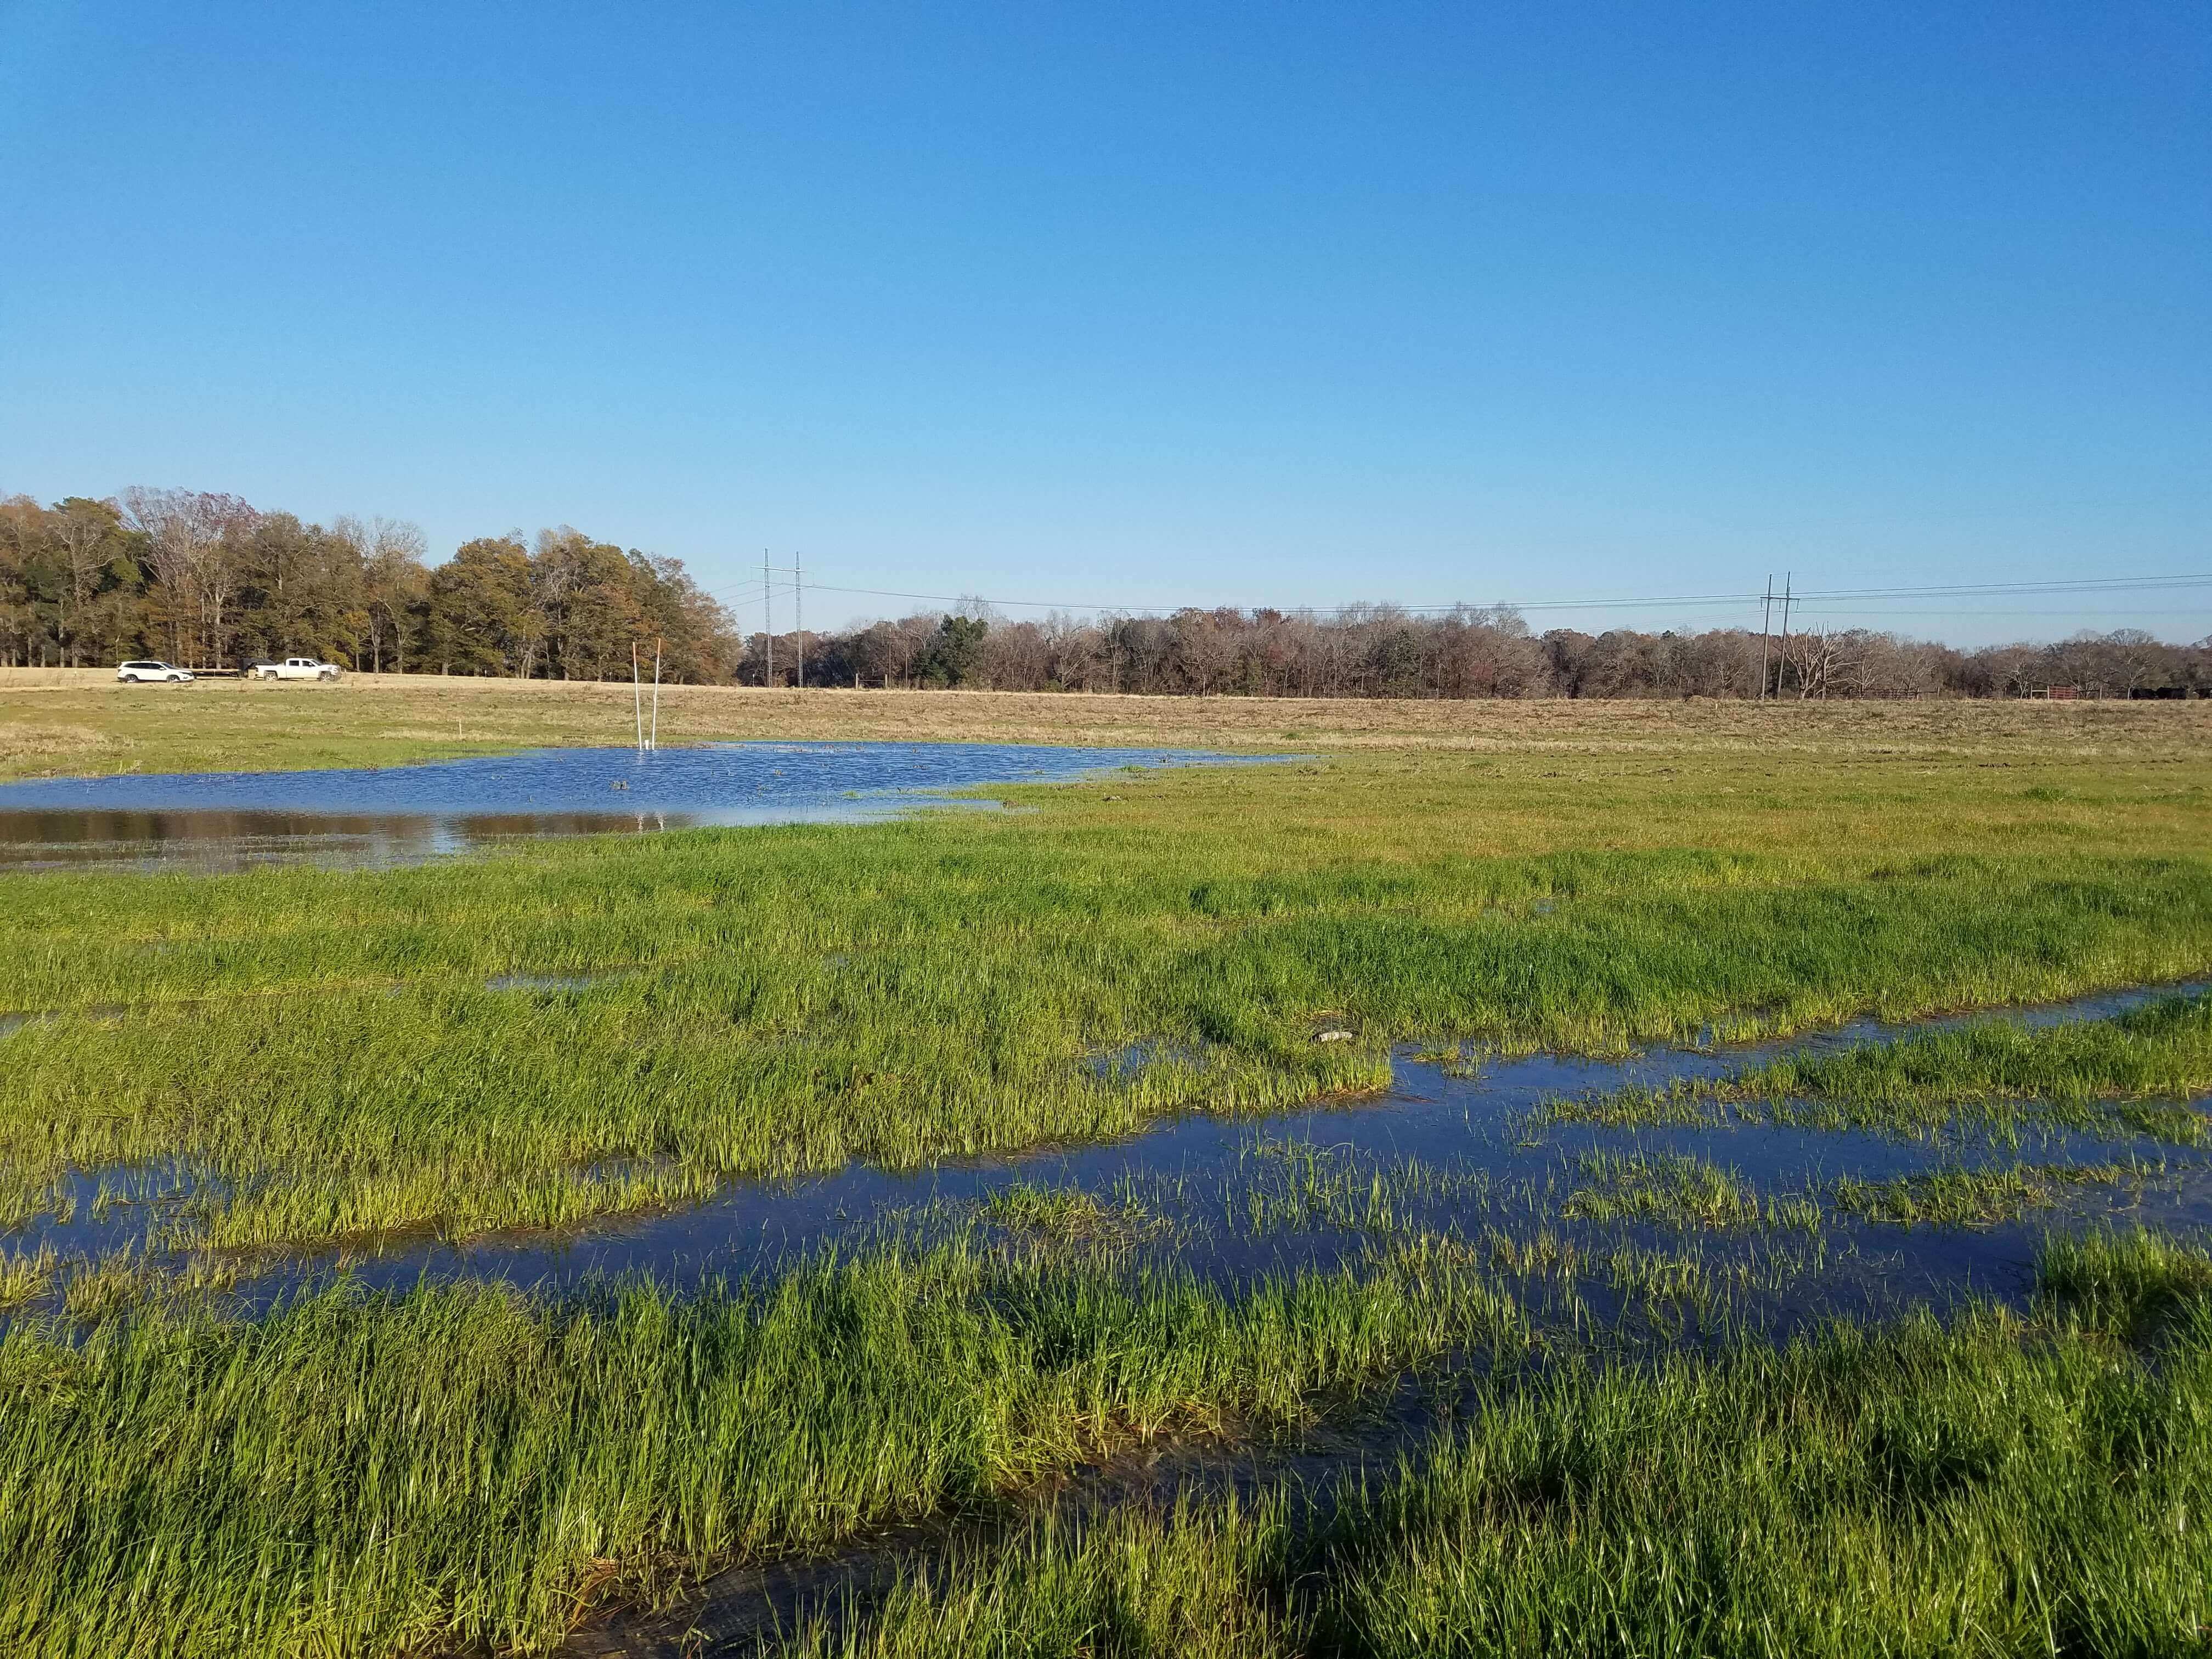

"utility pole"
[1757,575,1774,701]
[795,560,804,690]
[1777,573,1794,699]
[763,550,772,689]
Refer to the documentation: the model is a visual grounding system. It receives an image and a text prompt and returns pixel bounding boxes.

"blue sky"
[2,2,2205,642]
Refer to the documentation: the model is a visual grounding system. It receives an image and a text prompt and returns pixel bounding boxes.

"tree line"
[0,489,734,682]
[764,605,2211,699]
[4,486,2207,697]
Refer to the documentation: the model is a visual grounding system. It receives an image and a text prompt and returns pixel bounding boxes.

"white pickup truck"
[251,656,343,682]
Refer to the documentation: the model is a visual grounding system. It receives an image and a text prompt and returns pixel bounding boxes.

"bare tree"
[2101,628,2172,694]
[121,487,257,664]
[1781,627,1865,699]
[336,515,429,673]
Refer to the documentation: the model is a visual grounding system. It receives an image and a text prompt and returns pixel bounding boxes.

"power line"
[699,580,768,605]
[1791,606,2212,619]
[796,580,1763,613]
[771,572,2212,618]
[1792,575,2212,601]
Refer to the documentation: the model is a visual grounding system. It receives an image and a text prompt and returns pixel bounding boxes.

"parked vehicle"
[250,657,343,682]
[117,661,195,683]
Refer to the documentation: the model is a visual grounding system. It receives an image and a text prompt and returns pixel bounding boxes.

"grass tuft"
[2038,1226,2212,1343]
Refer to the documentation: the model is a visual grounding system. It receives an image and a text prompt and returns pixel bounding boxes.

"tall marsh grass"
[6,835,2210,1253]
[782,1246,2212,1658]
[0,1240,1520,1657]
[1550,989,2212,1143]
[9,1227,2206,1655]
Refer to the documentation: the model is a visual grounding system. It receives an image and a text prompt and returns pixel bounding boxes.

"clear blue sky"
[2,2,2205,643]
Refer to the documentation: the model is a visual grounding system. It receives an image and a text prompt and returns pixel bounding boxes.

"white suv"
[117,661,195,683]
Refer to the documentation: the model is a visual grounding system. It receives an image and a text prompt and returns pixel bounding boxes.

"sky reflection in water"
[0,742,1245,871]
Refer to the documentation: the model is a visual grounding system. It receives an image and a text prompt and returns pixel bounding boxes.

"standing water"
[0,742,1257,871]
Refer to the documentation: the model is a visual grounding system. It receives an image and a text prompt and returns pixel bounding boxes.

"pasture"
[2,678,2209,1655]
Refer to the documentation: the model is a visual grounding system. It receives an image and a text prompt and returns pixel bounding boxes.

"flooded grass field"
[4,700,2212,1656]
[8,982,2205,1330]
[0,740,1244,870]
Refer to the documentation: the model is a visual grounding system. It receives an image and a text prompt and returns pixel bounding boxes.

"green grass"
[0,1169,71,1235]
[1234,1138,1499,1238]
[7,698,2212,1654]
[1307,1236,2212,1658]
[0,1244,54,1311]
[12,1226,2207,1658]
[1763,991,2212,1108]
[781,1493,1301,1658]
[1329,1304,2212,1656]
[1561,1150,1821,1232]
[2038,1224,2212,1343]
[775,1251,2212,1658]
[4,708,2209,1259]
[0,1239,1524,1658]
[1827,1159,2157,1226]
[1547,990,2212,1144]
[978,1182,1168,1247]
[4,832,2210,1256]
[1469,1227,1828,1329]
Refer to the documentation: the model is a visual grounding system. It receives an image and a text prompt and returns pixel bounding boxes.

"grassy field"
[5,730,2210,1253]
[0,1239,1528,1656]
[769,1235,2212,1658]
[5,664,2211,777]
[3,1229,2206,1656]
[4,680,2212,1654]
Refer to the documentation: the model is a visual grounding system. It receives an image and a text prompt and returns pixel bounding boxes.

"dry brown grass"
[0,719,116,775]
[3,667,2208,781]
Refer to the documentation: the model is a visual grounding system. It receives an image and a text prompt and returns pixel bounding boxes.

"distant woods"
[3,486,2207,697]
[0,489,733,684]
[821,606,2211,701]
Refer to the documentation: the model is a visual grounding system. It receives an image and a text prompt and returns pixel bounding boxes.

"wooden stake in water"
[633,641,644,755]
[650,637,662,752]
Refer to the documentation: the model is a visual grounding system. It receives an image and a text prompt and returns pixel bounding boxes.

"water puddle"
[0,742,1268,872]
[485,972,617,994]
[14,981,2200,1325]
[0,1005,126,1040]
[1082,1038,1213,1082]
[5,1161,227,1260]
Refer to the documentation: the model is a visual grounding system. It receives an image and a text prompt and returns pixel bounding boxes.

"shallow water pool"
[18,982,2202,1336]
[0,741,1250,871]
